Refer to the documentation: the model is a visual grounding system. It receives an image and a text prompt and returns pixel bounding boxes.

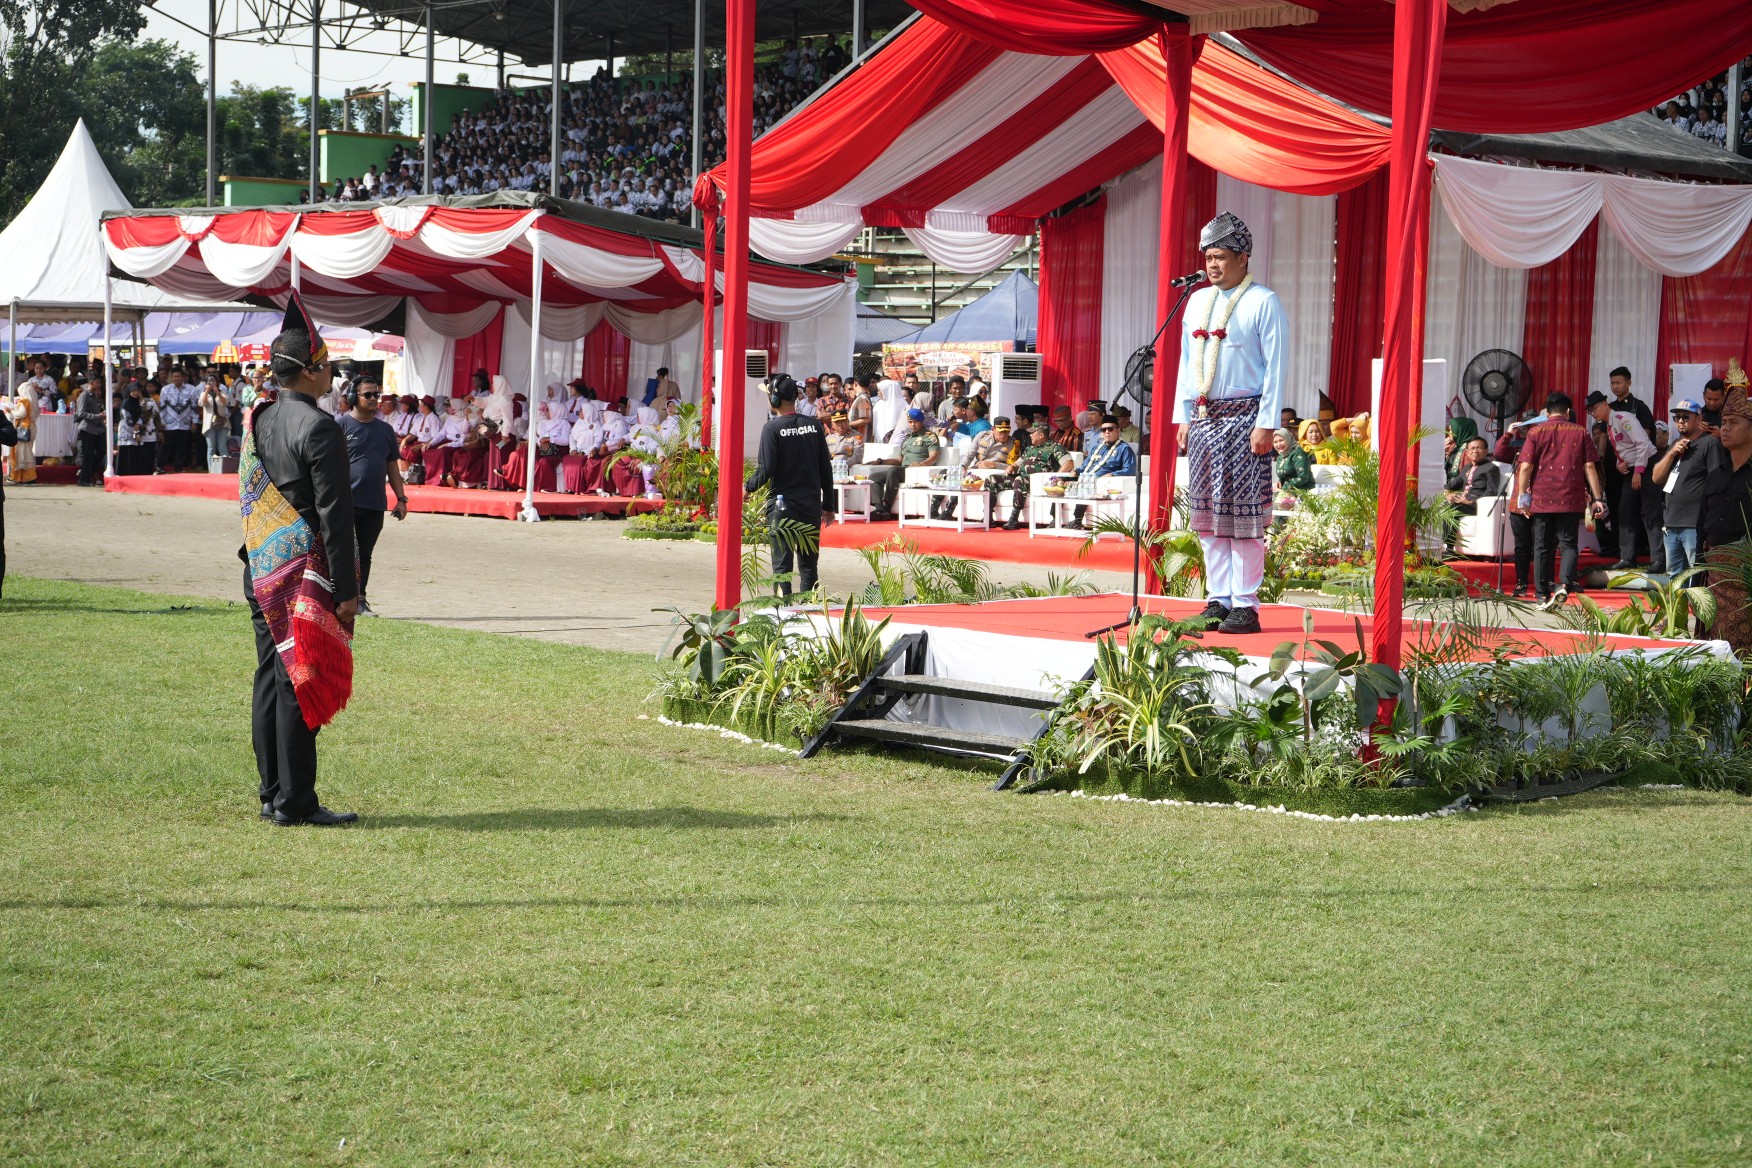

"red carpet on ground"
[104,472,661,519]
[852,593,1687,662]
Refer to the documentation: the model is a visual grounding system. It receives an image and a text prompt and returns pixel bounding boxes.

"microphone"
[1168,270,1208,289]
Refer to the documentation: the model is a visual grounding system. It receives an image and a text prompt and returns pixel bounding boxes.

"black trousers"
[158,428,195,470]
[1531,512,1581,598]
[0,489,7,600]
[769,511,821,596]
[77,430,105,484]
[246,566,320,817]
[354,506,385,596]
[1509,511,1533,591]
[1610,471,1667,568]
[865,465,903,512]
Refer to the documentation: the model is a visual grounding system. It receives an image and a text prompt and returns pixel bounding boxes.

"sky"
[143,0,604,105]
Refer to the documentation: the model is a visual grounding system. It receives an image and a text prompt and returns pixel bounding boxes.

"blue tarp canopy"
[889,271,1037,346]
[8,312,281,353]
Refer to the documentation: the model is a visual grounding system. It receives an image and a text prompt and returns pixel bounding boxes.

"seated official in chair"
[862,408,940,521]
[992,416,1075,530]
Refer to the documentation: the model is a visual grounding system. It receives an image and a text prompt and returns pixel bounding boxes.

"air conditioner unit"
[988,351,1043,424]
[711,348,772,461]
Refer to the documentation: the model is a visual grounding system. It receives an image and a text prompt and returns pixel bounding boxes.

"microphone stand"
[1086,278,1203,640]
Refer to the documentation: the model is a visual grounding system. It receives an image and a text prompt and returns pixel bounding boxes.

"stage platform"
[815,593,1715,740]
[103,472,662,520]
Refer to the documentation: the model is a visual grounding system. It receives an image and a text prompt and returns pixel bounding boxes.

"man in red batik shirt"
[1514,391,1609,611]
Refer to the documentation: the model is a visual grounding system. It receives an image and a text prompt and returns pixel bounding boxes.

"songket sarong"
[1187,394,1272,541]
[239,403,353,729]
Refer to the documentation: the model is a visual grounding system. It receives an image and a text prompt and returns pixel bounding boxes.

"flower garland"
[1189,274,1254,418]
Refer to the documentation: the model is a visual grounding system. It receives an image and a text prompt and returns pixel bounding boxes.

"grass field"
[3,575,1751,1167]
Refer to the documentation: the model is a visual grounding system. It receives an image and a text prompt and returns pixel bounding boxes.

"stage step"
[832,719,1031,760]
[878,674,1061,710]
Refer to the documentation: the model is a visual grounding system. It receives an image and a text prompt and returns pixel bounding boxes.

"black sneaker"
[1198,600,1231,623]
[1216,606,1262,635]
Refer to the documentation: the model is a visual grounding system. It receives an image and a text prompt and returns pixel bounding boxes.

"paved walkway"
[4,484,1132,655]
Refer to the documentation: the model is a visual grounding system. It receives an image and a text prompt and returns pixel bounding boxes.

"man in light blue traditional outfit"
[1174,212,1287,635]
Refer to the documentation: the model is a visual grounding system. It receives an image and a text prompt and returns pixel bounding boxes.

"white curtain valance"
[412,299,503,339]
[1433,154,1752,277]
[748,217,864,266]
[901,224,1025,274]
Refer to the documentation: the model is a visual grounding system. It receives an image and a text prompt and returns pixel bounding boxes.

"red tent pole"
[1145,23,1197,593]
[1371,0,1447,678]
[699,208,718,450]
[713,0,756,612]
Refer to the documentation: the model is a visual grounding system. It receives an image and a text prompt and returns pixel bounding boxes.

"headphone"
[768,373,799,410]
[342,381,360,410]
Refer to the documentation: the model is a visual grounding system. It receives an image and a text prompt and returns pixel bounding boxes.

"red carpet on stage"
[104,472,661,519]
[852,593,1685,662]
[820,519,1136,574]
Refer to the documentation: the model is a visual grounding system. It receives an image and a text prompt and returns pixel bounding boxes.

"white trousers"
[1199,535,1266,610]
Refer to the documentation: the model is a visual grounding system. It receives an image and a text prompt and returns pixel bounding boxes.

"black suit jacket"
[242,392,359,603]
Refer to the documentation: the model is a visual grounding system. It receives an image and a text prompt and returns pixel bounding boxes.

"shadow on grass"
[0,596,226,617]
[366,806,846,832]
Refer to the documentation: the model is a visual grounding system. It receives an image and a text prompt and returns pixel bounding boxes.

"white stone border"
[1055,788,1479,823]
[646,714,802,756]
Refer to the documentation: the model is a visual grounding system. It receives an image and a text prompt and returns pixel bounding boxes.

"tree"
[0,0,147,217]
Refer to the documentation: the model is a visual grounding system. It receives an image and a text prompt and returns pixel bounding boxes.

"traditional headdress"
[1722,385,1752,424]
[1199,211,1252,255]
[270,290,328,376]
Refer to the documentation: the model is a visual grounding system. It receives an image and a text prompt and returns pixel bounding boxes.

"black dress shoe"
[260,801,272,820]
[1003,519,1024,530]
[273,805,359,827]
[1198,599,1231,622]
[1216,605,1262,634]
[1607,560,1636,571]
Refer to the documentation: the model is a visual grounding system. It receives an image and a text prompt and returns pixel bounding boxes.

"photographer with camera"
[744,374,834,596]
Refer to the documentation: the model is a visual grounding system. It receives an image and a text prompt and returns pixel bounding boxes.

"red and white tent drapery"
[101,200,855,517]
[695,18,1390,268]
[701,0,1752,659]
[102,205,848,337]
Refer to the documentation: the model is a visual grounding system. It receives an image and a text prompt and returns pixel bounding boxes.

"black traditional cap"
[271,290,328,373]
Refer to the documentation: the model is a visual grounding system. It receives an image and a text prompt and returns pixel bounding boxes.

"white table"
[901,484,991,532]
[834,480,872,522]
[32,413,76,459]
[1032,493,1132,538]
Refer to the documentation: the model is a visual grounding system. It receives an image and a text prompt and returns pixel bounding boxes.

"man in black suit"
[244,295,359,826]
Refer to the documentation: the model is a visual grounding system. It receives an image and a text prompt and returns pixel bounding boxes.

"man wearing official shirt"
[1651,399,1723,574]
[1589,390,1664,573]
[1174,211,1287,635]
[74,377,107,486]
[744,375,835,595]
[156,366,200,472]
[1067,415,1140,530]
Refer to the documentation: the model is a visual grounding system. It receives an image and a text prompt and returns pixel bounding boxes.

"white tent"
[0,120,252,338]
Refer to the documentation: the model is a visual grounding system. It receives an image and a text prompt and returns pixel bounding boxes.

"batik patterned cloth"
[1187,395,1272,541]
[240,402,354,729]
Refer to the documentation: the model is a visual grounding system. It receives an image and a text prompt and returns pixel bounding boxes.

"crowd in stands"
[312,38,848,221]
[1652,62,1752,152]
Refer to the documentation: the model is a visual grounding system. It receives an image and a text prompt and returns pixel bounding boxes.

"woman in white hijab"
[870,378,904,449]
[483,374,516,430]
[501,401,572,492]
[453,403,492,488]
[600,404,643,497]
[560,397,605,494]
[423,396,470,486]
[628,404,664,497]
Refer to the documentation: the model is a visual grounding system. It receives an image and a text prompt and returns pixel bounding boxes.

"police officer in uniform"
[745,374,835,595]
